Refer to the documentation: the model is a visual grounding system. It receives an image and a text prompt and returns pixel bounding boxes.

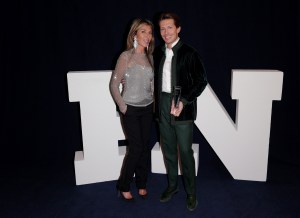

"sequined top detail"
[110,49,154,113]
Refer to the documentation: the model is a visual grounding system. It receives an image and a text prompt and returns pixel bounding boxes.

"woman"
[109,18,155,201]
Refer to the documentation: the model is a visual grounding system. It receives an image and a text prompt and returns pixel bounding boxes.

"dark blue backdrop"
[1,0,299,172]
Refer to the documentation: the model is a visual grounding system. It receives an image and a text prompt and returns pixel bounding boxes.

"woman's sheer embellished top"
[110,49,154,113]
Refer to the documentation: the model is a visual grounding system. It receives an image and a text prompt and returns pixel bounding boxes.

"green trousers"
[159,93,196,196]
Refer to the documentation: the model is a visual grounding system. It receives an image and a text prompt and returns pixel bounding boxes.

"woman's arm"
[109,52,128,114]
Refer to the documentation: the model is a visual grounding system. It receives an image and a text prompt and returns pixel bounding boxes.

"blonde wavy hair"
[126,18,155,56]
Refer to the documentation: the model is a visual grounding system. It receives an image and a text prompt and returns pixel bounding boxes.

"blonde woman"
[110,18,155,201]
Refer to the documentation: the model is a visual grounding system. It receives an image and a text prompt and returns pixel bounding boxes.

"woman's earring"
[133,36,138,49]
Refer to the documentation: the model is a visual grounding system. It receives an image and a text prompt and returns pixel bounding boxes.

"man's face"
[159,19,181,48]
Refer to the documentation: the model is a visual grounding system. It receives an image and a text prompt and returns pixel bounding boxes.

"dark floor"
[1,141,300,218]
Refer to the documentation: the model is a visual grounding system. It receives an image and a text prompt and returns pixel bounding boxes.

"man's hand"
[170,99,183,117]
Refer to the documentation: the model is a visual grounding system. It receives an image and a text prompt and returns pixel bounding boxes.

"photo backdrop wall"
[1,0,299,174]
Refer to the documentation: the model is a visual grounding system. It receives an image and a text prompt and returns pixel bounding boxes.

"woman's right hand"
[120,105,127,114]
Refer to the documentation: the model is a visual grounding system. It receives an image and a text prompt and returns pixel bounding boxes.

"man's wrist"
[181,98,188,106]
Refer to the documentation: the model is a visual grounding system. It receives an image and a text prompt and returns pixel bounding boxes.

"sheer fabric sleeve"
[109,52,128,114]
[150,55,154,96]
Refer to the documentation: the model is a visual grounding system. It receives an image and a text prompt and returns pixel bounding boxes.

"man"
[154,12,207,211]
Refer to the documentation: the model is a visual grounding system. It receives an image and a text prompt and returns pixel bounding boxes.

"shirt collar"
[165,37,180,50]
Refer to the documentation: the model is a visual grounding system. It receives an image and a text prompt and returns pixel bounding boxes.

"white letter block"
[67,69,283,185]
[67,71,126,185]
[196,70,283,181]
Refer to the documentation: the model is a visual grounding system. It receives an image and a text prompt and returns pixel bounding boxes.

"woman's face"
[135,24,152,50]
[159,18,181,48]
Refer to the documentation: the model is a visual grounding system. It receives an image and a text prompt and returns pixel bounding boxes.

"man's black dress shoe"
[186,195,198,211]
[160,187,179,202]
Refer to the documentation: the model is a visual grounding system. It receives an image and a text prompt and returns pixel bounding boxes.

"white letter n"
[195,70,283,181]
